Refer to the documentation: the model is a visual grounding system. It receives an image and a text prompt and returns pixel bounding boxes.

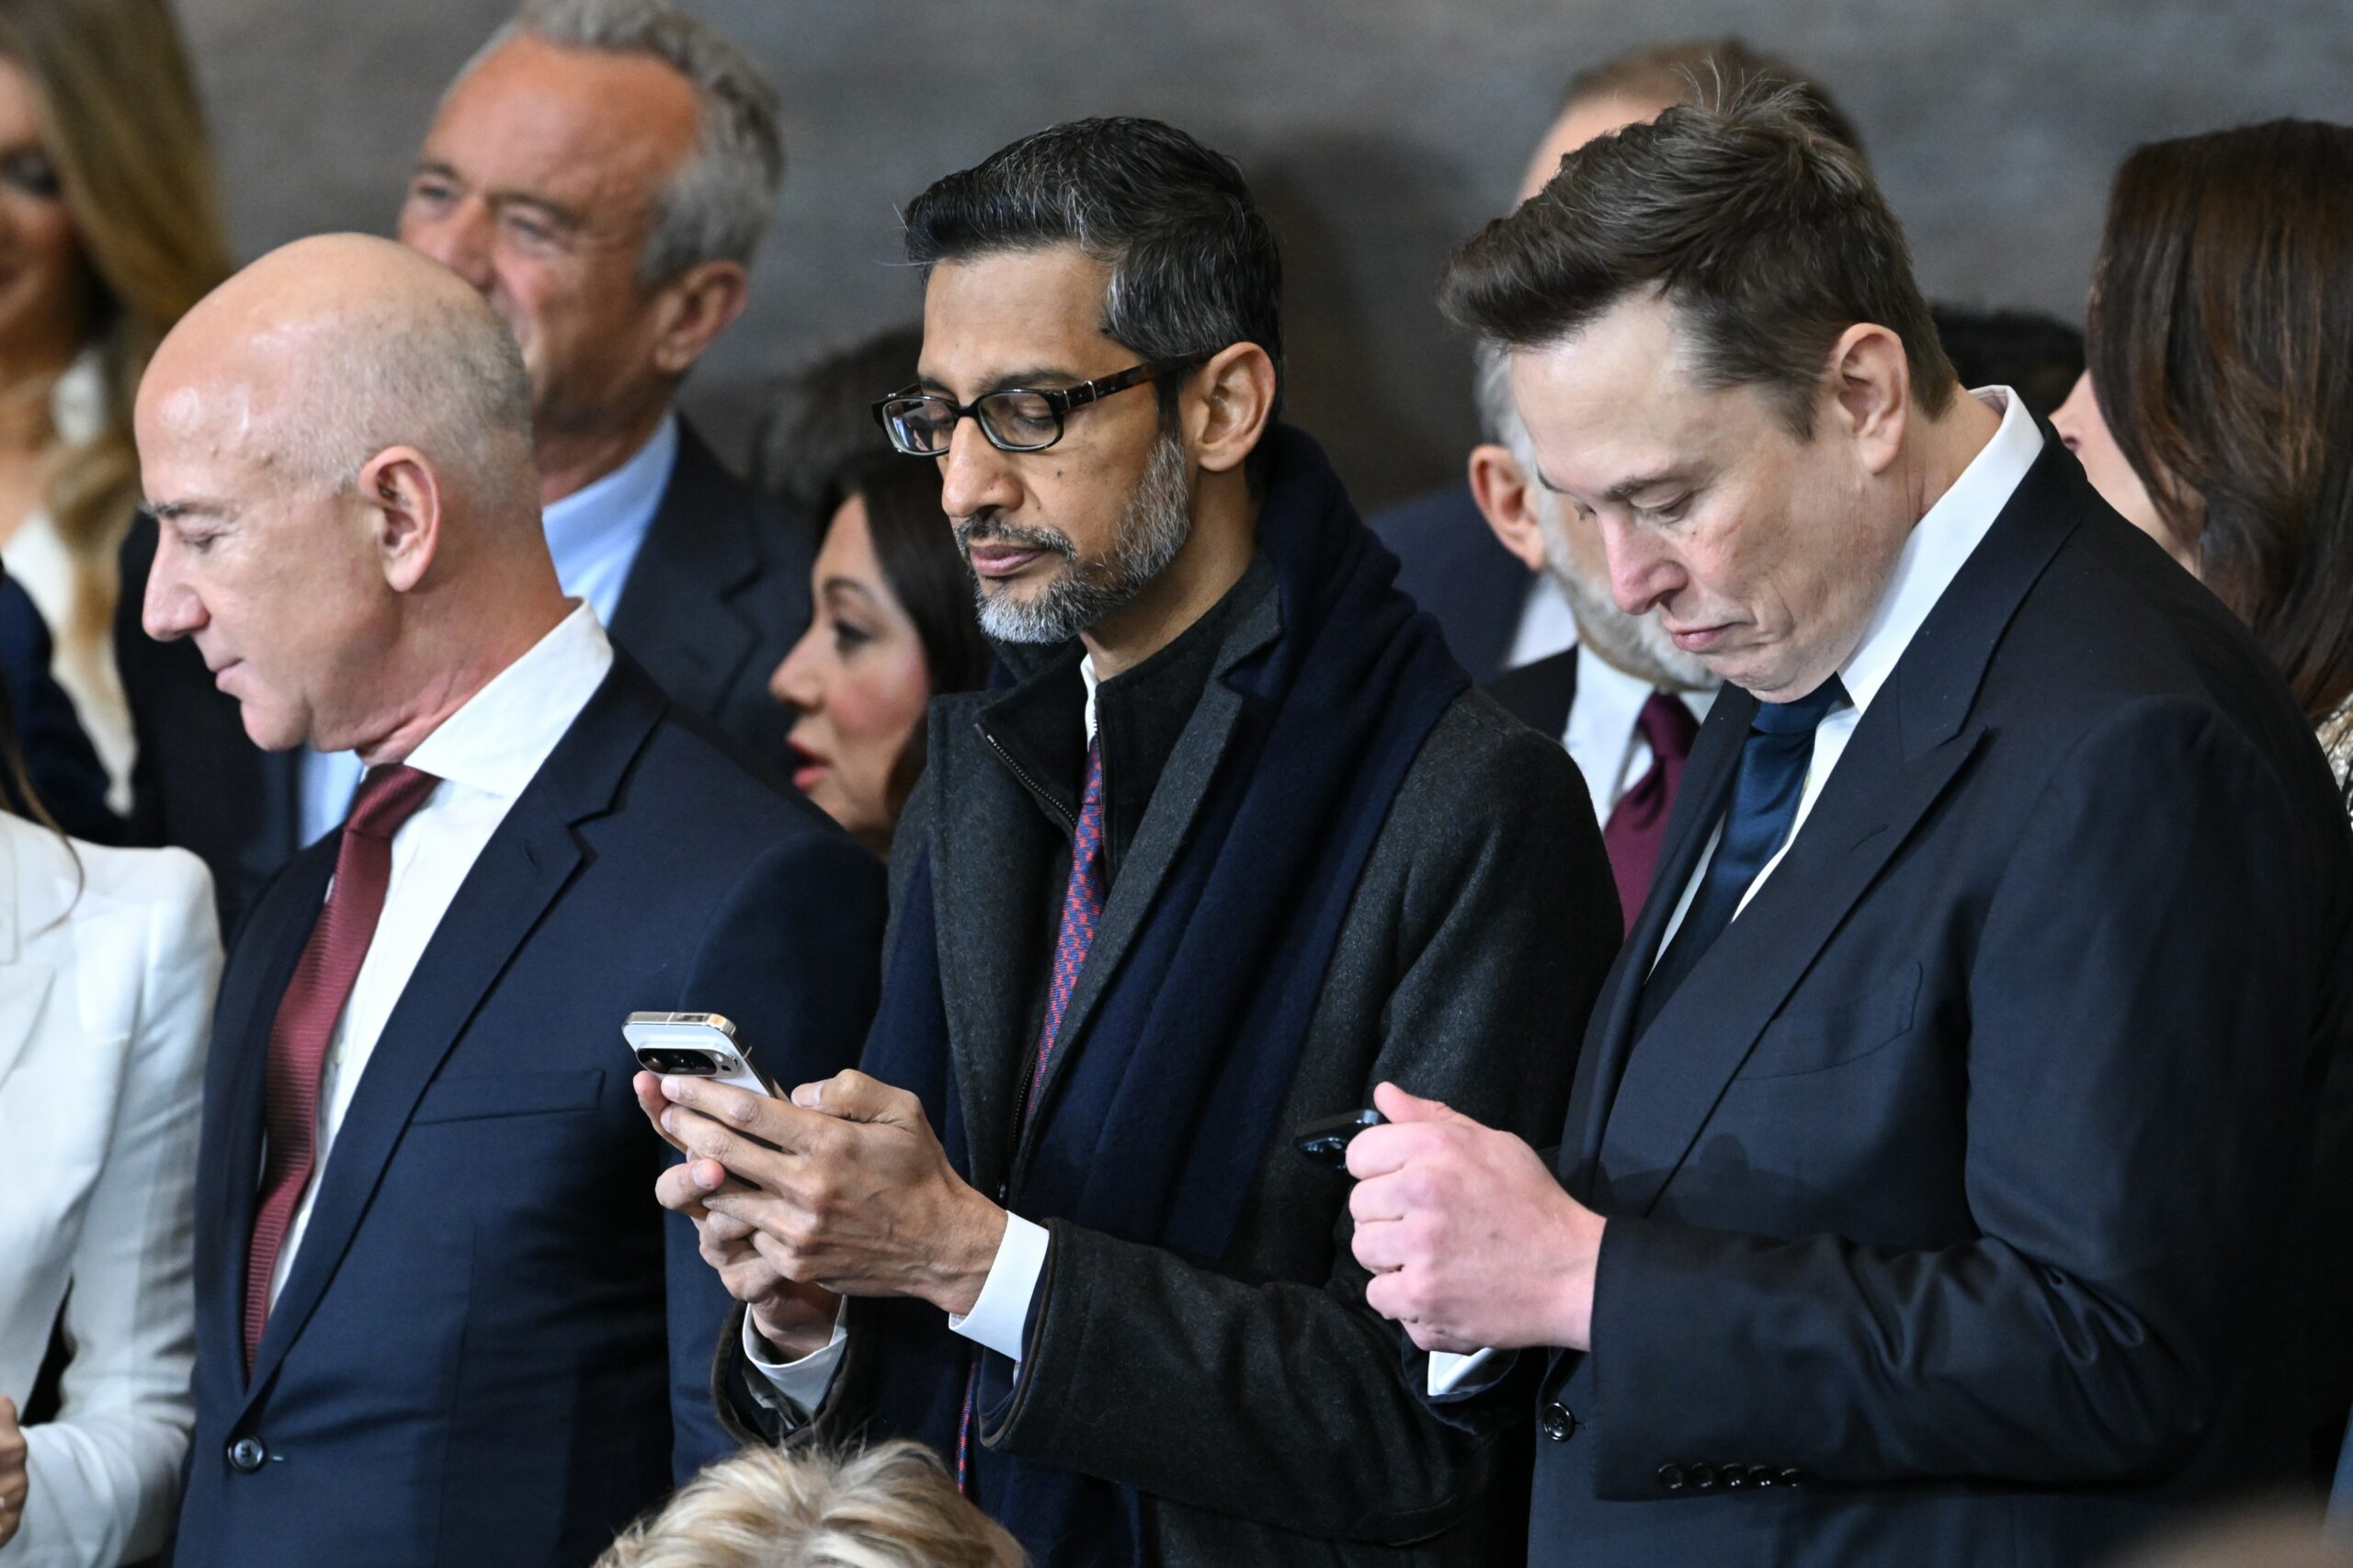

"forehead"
[425,35,699,210]
[917,245,1127,390]
[1508,293,1763,497]
[0,55,41,143]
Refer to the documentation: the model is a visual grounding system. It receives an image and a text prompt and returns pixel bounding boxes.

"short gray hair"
[488,0,784,282]
[1472,339,1531,464]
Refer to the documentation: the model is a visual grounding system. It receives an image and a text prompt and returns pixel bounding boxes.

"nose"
[1599,515,1684,617]
[769,623,824,711]
[406,197,495,294]
[936,419,1021,525]
[141,529,208,643]
[2051,370,2094,454]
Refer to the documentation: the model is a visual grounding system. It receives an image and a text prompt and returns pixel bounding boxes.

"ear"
[647,259,751,378]
[1186,342,1279,478]
[1466,443,1550,573]
[1824,323,1910,475]
[357,445,443,594]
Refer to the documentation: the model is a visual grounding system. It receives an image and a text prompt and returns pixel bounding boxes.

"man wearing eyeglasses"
[641,116,1621,1568]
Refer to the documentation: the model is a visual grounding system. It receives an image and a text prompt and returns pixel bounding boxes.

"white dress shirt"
[1502,572,1578,672]
[1429,387,2041,1399]
[296,418,675,846]
[267,605,613,1302]
[1563,643,1716,828]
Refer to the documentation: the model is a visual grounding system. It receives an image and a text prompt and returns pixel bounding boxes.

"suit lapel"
[1593,717,1986,1218]
[606,424,762,722]
[1586,429,2088,1220]
[927,699,1059,1199]
[1485,648,1579,740]
[199,843,336,1390]
[234,662,662,1413]
[1559,687,1749,1196]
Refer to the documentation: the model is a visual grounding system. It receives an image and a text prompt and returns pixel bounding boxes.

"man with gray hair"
[147,233,883,1568]
[117,0,811,921]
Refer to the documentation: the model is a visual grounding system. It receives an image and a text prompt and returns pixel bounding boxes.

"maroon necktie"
[1600,693,1699,935]
[243,763,440,1371]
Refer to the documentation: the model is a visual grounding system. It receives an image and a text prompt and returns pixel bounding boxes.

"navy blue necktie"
[1634,676,1847,1038]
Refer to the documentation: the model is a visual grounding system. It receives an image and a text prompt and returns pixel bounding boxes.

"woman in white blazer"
[0,790,219,1565]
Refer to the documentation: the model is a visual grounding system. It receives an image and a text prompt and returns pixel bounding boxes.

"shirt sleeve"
[743,1301,850,1420]
[949,1213,1052,1362]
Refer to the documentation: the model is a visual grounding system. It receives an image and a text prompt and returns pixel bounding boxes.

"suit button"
[227,1437,267,1472]
[1656,1463,1687,1491]
[1749,1465,1779,1488]
[1779,1468,1805,1488]
[1688,1463,1719,1490]
[1539,1402,1579,1443]
[1722,1464,1748,1488]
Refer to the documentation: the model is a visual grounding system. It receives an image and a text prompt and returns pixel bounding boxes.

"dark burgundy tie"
[1600,693,1699,934]
[243,763,440,1371]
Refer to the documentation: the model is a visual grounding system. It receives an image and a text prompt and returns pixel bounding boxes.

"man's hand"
[1347,1081,1605,1353]
[637,1071,844,1358]
[0,1394,27,1549]
[650,1069,1006,1318]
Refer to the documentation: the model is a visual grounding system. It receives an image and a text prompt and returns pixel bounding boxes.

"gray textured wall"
[183,0,2353,510]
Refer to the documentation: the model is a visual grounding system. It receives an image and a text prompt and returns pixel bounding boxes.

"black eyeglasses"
[871,361,1183,456]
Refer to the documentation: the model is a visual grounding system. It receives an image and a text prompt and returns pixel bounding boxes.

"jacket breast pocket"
[1734,962,1924,1081]
[411,1068,607,1125]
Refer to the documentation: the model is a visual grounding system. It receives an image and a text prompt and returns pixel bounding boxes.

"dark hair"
[1559,36,1865,159]
[752,323,924,517]
[2086,118,2353,728]
[1441,83,1958,438]
[818,450,994,817]
[1929,305,2085,419]
[901,116,1284,490]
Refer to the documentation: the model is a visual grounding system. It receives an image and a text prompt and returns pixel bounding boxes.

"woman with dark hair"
[770,451,992,855]
[2052,118,2353,801]
[0,637,218,1564]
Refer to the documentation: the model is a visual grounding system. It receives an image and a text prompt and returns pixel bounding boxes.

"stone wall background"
[182,0,2353,508]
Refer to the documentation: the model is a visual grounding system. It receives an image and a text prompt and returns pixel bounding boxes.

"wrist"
[750,1292,837,1360]
[928,1192,1009,1317]
[1552,1206,1606,1352]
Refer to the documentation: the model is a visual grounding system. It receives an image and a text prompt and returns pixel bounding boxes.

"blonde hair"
[597,1442,1028,1568]
[0,0,233,642]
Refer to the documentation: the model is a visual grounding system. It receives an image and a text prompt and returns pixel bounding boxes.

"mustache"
[953,514,1077,561]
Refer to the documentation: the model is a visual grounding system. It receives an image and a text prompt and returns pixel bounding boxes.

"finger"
[1347,1169,1410,1227]
[660,1075,824,1152]
[662,1102,796,1187]
[1349,1215,1410,1276]
[790,1068,917,1127]
[1344,1119,1452,1181]
[1372,1080,1474,1128]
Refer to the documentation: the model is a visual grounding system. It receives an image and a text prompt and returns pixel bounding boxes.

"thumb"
[1372,1080,1471,1126]
[791,1069,910,1126]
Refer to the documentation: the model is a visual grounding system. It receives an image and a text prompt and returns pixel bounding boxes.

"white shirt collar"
[1080,653,1101,744]
[405,602,616,801]
[541,413,679,562]
[1839,387,2042,714]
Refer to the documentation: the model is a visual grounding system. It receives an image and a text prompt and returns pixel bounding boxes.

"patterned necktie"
[243,763,440,1371]
[1635,676,1847,1039]
[1601,692,1701,935]
[1020,740,1107,1137]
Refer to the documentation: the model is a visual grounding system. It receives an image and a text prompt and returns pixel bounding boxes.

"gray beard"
[967,430,1195,645]
[1535,501,1718,692]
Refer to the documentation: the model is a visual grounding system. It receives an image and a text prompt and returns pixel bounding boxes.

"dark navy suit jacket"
[0,574,119,842]
[170,654,884,1568]
[1369,483,1531,688]
[1497,437,2353,1567]
[118,422,813,926]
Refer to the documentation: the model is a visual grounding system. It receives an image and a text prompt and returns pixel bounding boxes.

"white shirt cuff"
[949,1212,1051,1363]
[1427,1347,1502,1397]
[745,1299,849,1418]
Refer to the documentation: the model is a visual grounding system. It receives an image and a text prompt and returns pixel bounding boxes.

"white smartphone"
[622,1011,778,1097]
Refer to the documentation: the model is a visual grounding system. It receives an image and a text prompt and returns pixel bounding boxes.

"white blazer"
[0,813,219,1568]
